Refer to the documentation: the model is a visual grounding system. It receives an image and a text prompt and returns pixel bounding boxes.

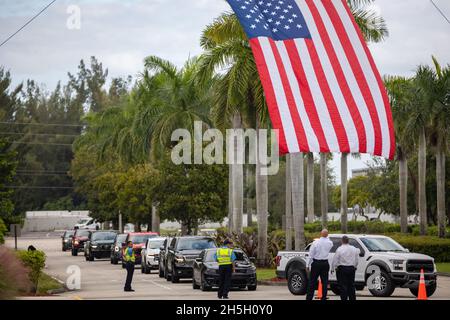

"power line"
[0,132,79,138]
[0,0,58,48]
[11,142,73,146]
[430,0,450,25]
[5,186,74,190]
[0,121,85,128]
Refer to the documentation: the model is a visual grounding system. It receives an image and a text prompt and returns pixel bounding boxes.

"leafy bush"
[391,235,450,263]
[0,246,31,299]
[0,218,7,244]
[17,250,46,294]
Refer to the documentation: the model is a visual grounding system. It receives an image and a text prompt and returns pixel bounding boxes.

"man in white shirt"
[331,236,360,300]
[306,229,333,300]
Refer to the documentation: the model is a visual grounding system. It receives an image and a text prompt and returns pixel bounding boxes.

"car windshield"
[360,237,406,252]
[204,250,247,262]
[64,231,74,238]
[147,240,165,249]
[77,218,90,224]
[75,230,90,237]
[130,234,155,244]
[177,238,216,251]
[92,232,116,241]
[116,234,127,244]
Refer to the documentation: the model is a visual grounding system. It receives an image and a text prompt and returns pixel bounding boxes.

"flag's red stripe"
[268,39,309,153]
[305,0,367,153]
[304,39,350,153]
[338,0,396,160]
[250,38,289,155]
[321,0,383,156]
[284,39,330,153]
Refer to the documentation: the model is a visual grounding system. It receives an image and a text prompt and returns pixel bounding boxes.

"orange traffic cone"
[315,279,323,300]
[417,268,428,300]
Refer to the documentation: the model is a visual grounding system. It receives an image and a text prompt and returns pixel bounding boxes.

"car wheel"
[112,258,118,265]
[141,263,145,273]
[85,255,89,261]
[330,283,341,296]
[287,269,307,295]
[72,249,78,256]
[165,267,172,281]
[248,284,257,291]
[145,265,150,274]
[122,263,126,269]
[89,254,94,261]
[368,269,395,297]
[159,265,164,278]
[200,273,211,292]
[409,282,437,298]
[62,247,66,252]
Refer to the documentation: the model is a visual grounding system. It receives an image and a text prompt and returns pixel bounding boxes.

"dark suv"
[71,229,91,256]
[166,236,216,283]
[158,237,172,278]
[61,230,74,252]
[84,230,117,261]
[110,233,127,264]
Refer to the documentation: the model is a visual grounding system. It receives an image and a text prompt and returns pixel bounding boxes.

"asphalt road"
[5,234,450,300]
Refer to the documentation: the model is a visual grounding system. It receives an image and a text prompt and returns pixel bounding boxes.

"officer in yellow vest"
[123,241,136,292]
[214,239,236,299]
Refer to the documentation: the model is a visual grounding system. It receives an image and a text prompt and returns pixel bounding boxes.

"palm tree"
[339,0,389,233]
[385,75,414,234]
[320,153,329,228]
[416,57,449,238]
[291,153,305,250]
[285,155,293,250]
[306,153,315,223]
[198,12,271,262]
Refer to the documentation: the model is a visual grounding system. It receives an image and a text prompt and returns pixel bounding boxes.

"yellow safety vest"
[123,248,135,263]
[216,248,233,266]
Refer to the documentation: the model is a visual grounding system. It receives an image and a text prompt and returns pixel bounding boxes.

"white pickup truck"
[275,234,438,298]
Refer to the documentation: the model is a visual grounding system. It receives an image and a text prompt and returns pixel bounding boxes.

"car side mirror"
[249,257,256,263]
[359,252,365,257]
[160,246,165,251]
[195,258,202,263]
[121,242,126,247]
[405,248,410,252]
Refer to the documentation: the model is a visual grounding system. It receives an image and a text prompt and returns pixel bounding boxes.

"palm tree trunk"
[255,122,268,266]
[246,165,253,228]
[151,205,160,233]
[290,153,305,250]
[306,153,315,223]
[436,145,446,238]
[418,127,427,235]
[320,153,328,228]
[398,150,408,234]
[285,155,293,250]
[231,113,244,233]
[228,164,234,232]
[340,153,348,233]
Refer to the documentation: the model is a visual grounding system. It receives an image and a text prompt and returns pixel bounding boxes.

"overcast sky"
[0,0,449,181]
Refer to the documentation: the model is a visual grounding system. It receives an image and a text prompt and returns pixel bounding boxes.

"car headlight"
[114,246,119,252]
[74,240,79,245]
[389,259,404,270]
[175,255,185,264]
[63,239,68,242]
[91,245,98,249]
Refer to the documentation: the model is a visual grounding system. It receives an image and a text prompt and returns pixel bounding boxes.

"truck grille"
[406,260,434,273]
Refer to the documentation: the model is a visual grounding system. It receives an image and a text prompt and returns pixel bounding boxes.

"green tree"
[0,139,17,224]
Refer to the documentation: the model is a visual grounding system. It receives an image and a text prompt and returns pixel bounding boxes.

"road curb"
[437,272,450,277]
[257,280,287,286]
[46,275,69,295]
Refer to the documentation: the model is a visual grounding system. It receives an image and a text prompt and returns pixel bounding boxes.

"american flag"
[227,0,395,159]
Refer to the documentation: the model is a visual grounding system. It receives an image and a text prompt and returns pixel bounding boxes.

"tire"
[409,282,437,298]
[85,255,89,261]
[141,263,145,273]
[200,273,211,292]
[248,284,257,291]
[159,265,164,278]
[330,283,341,296]
[62,247,66,252]
[145,266,151,274]
[89,253,94,261]
[287,269,308,295]
[72,249,78,256]
[367,269,396,297]
[171,264,180,283]
[112,257,118,265]
[192,277,200,289]
[122,263,126,269]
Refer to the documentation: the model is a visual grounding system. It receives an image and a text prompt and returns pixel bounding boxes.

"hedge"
[390,235,450,263]
[17,250,46,294]
[0,218,6,244]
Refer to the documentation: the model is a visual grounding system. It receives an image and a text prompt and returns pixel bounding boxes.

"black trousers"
[336,266,356,300]
[306,260,329,300]
[124,261,135,291]
[218,264,233,298]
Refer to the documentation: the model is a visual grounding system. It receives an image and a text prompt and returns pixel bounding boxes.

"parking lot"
[5,234,450,300]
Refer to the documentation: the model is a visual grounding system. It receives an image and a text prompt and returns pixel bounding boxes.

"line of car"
[61,230,258,292]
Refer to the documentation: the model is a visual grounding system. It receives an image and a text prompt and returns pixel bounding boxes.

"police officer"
[214,239,236,299]
[331,236,360,300]
[123,240,135,292]
[306,229,333,300]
